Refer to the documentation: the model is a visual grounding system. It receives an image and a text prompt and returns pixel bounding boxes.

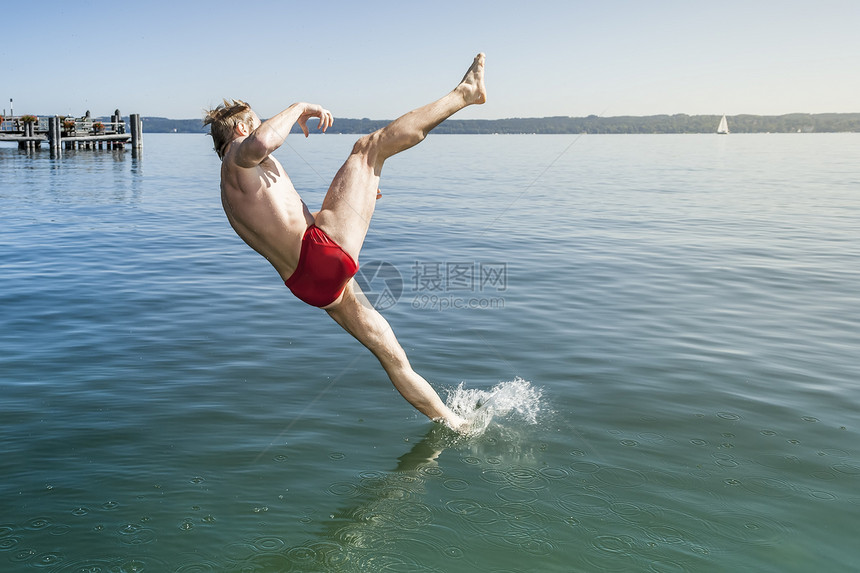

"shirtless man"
[205,54,487,431]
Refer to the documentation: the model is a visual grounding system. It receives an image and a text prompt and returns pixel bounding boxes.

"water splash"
[446,377,543,436]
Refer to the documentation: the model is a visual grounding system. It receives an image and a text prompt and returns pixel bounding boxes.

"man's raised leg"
[314,53,487,262]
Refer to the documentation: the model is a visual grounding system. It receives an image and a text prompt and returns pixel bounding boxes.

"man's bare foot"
[449,414,470,434]
[458,53,487,106]
[435,412,469,434]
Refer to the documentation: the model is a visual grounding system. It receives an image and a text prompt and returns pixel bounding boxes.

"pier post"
[130,114,142,151]
[48,116,61,155]
[20,122,34,151]
[111,110,120,149]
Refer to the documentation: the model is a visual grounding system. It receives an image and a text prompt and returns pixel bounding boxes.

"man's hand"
[297,104,333,137]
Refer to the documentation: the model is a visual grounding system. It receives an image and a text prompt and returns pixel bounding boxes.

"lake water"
[2,132,859,572]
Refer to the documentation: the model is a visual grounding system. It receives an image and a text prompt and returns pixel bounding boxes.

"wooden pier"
[0,110,142,153]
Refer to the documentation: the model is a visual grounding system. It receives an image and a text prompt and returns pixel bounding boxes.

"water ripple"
[175,561,220,572]
[832,463,860,476]
[359,551,441,573]
[33,552,65,568]
[118,523,156,545]
[253,535,286,551]
[741,476,797,498]
[540,466,570,480]
[702,510,791,547]
[392,501,434,529]
[595,466,647,488]
[557,492,613,516]
[442,478,470,491]
[328,481,362,497]
[496,486,539,504]
[26,517,52,530]
[570,461,601,474]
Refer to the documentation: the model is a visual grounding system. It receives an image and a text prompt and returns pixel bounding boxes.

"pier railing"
[0,115,125,135]
[0,112,141,152]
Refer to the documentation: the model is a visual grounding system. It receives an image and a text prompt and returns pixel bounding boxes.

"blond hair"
[203,99,255,159]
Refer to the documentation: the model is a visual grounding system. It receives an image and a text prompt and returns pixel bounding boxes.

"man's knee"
[351,131,384,170]
[351,131,381,156]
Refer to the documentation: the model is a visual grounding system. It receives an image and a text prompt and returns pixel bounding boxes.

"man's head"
[203,99,258,159]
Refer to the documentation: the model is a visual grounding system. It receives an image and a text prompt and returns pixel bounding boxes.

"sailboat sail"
[717,115,729,134]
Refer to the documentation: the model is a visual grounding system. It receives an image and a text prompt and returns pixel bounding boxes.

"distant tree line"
[138,113,860,135]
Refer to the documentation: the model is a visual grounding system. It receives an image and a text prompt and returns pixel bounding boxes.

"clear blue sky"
[4,0,858,120]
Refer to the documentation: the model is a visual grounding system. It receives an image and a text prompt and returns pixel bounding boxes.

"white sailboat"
[717,115,729,134]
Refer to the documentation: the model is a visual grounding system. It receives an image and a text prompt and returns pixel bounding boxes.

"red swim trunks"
[284,225,359,308]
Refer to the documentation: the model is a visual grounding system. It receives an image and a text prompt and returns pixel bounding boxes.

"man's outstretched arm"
[234,103,333,167]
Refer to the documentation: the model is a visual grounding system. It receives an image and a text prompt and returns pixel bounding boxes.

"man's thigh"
[314,153,380,261]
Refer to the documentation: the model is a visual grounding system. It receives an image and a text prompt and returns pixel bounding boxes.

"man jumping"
[204,53,487,432]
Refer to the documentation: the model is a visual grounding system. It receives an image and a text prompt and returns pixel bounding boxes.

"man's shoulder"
[223,147,260,173]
